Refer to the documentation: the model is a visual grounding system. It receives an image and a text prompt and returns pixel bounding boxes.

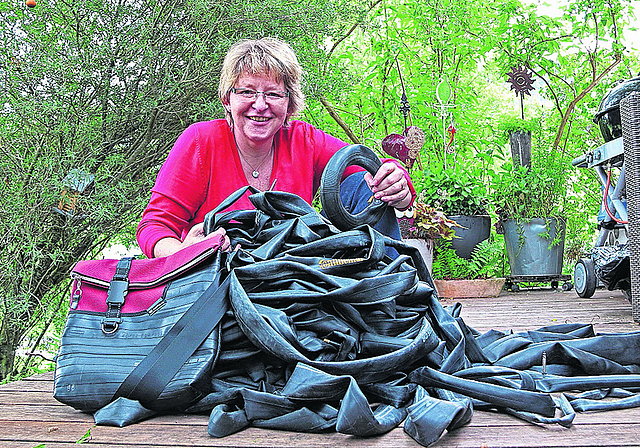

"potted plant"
[431,238,507,298]
[398,199,460,272]
[491,156,568,281]
[415,165,491,259]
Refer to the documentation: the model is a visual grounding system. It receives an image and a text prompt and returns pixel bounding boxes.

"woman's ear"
[283,111,292,127]
[221,98,231,113]
[223,101,234,128]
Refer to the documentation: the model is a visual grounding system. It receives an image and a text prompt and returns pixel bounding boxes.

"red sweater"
[136,119,415,257]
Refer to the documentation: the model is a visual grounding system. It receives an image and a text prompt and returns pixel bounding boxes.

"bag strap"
[102,256,135,334]
[113,252,229,406]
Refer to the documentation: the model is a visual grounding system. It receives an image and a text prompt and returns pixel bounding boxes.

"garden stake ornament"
[396,58,412,132]
[382,59,425,170]
[435,76,456,168]
[507,65,536,120]
[446,122,456,154]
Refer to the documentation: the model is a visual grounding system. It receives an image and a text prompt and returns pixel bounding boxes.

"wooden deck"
[2,287,639,448]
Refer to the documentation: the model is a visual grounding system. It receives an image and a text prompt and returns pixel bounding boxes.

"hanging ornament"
[445,123,456,154]
[383,58,424,170]
[434,75,456,167]
[405,126,425,161]
[382,126,425,170]
[507,65,536,96]
[395,58,412,131]
[507,65,536,120]
[436,77,452,105]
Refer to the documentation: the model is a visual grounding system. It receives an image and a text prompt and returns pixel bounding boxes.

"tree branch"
[318,94,360,143]
[322,0,384,76]
[553,53,622,149]
[526,66,565,119]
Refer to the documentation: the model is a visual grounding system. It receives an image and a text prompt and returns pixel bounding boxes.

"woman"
[136,37,415,258]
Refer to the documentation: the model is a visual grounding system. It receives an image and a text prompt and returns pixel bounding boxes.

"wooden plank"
[0,379,54,393]
[1,404,95,423]
[20,372,55,382]
[0,391,68,406]
[0,421,414,448]
[445,289,639,334]
[0,444,128,448]
[5,400,640,427]
[7,444,640,448]
[3,419,640,448]
[430,423,640,448]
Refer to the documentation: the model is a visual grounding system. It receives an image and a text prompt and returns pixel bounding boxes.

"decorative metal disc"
[381,126,425,170]
[252,170,259,178]
[507,65,535,96]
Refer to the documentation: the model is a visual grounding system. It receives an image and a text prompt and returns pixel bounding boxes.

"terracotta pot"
[434,278,506,299]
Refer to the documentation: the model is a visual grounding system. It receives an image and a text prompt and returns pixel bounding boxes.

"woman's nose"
[251,93,269,109]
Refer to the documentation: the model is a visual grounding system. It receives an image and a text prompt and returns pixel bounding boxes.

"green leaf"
[76,426,93,444]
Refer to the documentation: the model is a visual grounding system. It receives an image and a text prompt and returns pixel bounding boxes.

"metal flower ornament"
[507,65,536,119]
[382,126,425,170]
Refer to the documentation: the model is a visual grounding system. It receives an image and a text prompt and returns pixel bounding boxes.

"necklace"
[237,141,274,179]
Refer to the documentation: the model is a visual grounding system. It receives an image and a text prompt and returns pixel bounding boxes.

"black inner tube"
[320,144,388,231]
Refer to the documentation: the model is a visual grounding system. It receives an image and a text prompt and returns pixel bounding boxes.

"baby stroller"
[571,74,640,300]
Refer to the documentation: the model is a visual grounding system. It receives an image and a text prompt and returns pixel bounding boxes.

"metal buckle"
[101,318,121,334]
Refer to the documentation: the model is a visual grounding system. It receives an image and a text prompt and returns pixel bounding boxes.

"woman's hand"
[183,224,231,251]
[153,224,231,258]
[364,162,412,210]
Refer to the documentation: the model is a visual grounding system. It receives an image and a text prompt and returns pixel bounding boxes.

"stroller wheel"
[574,258,597,298]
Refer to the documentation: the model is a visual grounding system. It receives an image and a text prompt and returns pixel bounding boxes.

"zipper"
[70,247,217,289]
[70,277,82,309]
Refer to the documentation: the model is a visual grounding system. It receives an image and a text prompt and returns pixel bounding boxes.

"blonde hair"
[218,38,305,123]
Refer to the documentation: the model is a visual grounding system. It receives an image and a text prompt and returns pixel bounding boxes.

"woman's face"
[226,72,289,148]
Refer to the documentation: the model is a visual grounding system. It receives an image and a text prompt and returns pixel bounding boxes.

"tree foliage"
[485,0,633,150]
[304,0,636,266]
[0,0,341,381]
[305,0,635,158]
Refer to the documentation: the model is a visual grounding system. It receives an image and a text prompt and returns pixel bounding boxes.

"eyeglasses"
[230,87,290,102]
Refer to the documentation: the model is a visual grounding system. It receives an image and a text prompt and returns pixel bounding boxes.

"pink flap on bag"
[70,235,224,313]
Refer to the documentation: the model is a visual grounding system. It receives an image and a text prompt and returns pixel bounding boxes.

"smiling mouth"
[248,116,270,122]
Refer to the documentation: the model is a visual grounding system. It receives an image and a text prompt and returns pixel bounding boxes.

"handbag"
[53,235,228,413]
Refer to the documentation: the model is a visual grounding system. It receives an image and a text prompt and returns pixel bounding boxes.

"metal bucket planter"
[449,215,491,259]
[502,217,566,276]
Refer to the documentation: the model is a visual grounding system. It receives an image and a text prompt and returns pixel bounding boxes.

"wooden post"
[509,130,532,168]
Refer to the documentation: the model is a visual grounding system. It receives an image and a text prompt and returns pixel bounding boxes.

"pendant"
[252,170,259,178]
